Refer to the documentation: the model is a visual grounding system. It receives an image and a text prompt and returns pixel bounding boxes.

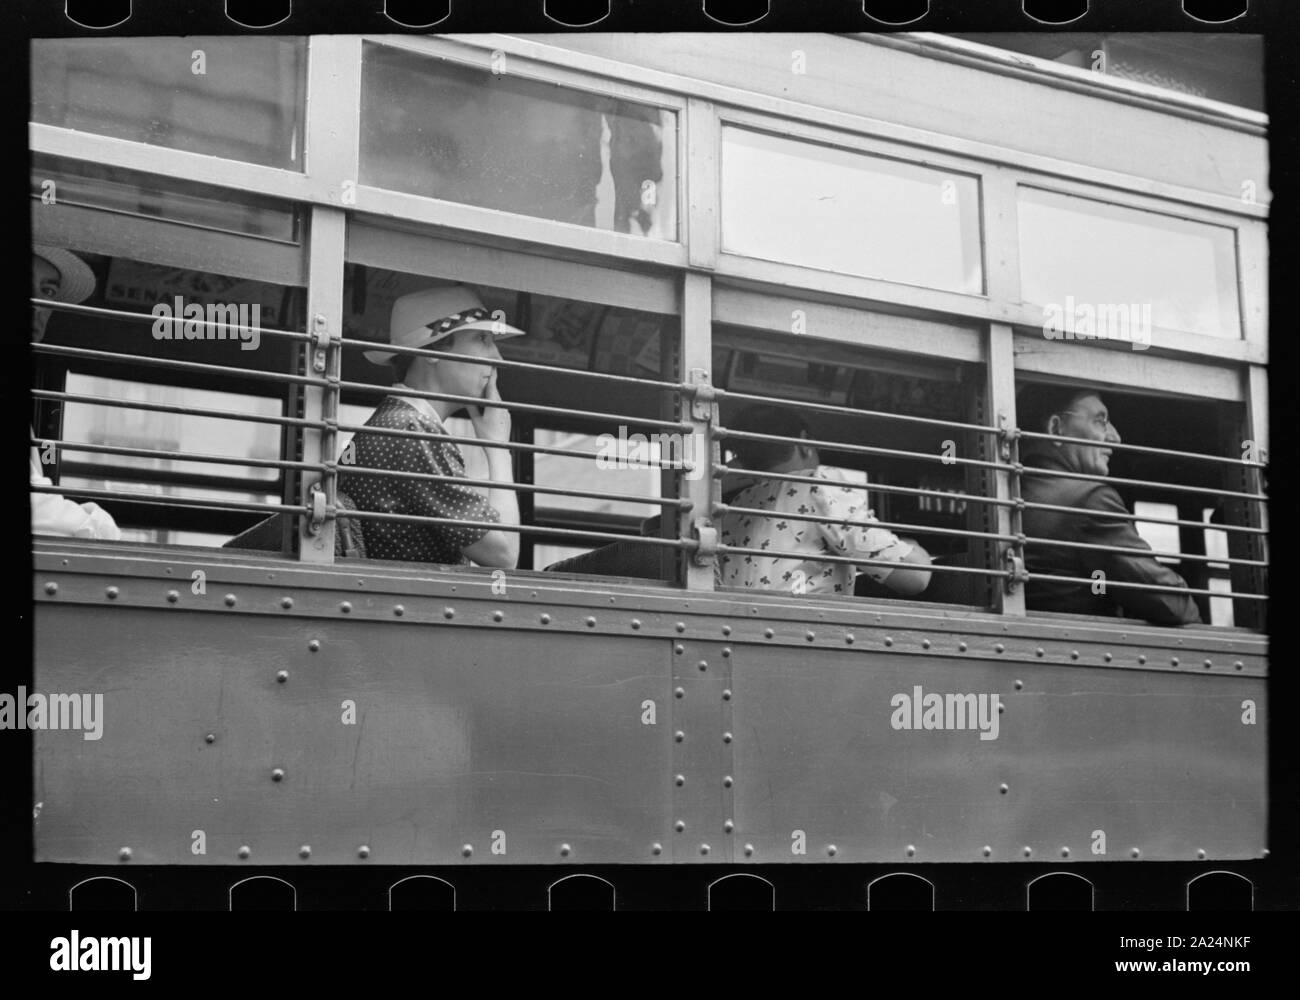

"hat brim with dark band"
[363,317,525,366]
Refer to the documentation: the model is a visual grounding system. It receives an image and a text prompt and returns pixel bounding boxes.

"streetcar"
[26,30,1268,910]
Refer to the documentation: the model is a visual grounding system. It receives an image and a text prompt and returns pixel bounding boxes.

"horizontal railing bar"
[716,464,1015,507]
[1029,571,1267,602]
[719,388,1000,435]
[719,427,1013,471]
[33,343,329,388]
[30,483,300,516]
[1024,535,1269,568]
[1019,464,1265,503]
[337,508,694,549]
[1018,429,1267,468]
[34,437,326,473]
[337,380,693,432]
[60,460,278,494]
[31,297,315,342]
[714,502,1017,543]
[337,336,677,391]
[716,543,1010,579]
[337,463,689,510]
[32,389,324,430]
[1018,498,1267,536]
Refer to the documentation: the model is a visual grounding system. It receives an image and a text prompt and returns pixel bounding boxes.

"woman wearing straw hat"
[340,285,525,568]
[30,246,121,540]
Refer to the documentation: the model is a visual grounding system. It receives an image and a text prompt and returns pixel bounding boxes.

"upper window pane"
[359,44,678,239]
[720,127,983,294]
[31,37,307,169]
[1018,187,1241,340]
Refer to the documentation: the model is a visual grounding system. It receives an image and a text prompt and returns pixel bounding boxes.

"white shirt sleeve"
[31,452,122,541]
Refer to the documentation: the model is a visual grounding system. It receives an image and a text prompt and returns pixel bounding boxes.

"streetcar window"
[359,44,678,238]
[720,127,983,294]
[1018,187,1241,340]
[32,37,307,169]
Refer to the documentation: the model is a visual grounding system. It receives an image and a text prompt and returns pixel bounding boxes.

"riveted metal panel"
[34,604,673,866]
[669,639,733,862]
[729,644,1266,863]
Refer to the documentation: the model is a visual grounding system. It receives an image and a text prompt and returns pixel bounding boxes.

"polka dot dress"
[338,397,499,564]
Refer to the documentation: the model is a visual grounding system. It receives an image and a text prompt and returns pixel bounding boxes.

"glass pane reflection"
[360,44,677,239]
[720,127,983,294]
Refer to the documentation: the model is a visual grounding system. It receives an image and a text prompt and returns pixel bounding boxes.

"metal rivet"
[119,847,131,862]
[744,844,755,857]
[697,660,708,671]
[806,631,816,641]
[358,845,370,859]
[675,821,685,833]
[631,619,642,630]
[44,582,58,595]
[724,820,735,833]
[166,590,179,603]
[723,775,733,788]
[1070,650,1079,660]
[1104,652,1112,662]
[1197,849,1207,859]
[238,846,251,859]
[675,774,685,786]
[674,644,684,655]
[493,611,504,622]
[560,844,571,857]
[722,625,732,636]
[722,689,732,701]
[999,783,1009,794]
[906,845,916,857]
[1061,847,1070,858]
[299,845,311,859]
[764,628,774,639]
[276,670,289,684]
[393,604,404,617]
[998,702,1004,714]
[204,733,215,744]
[884,636,893,646]
[271,768,285,782]
[1234,660,1244,671]
[674,731,685,742]
[106,586,119,599]
[444,607,455,620]
[1035,647,1044,657]
[222,593,237,607]
[586,617,596,627]
[700,844,710,855]
[723,732,733,743]
[539,613,551,625]
[652,843,663,856]
[1138,654,1147,664]
[1203,659,1213,669]
[462,844,473,857]
[921,639,931,650]
[982,846,992,857]
[721,647,731,658]
[845,633,855,645]
[1023,847,1032,857]
[675,621,686,633]
[309,639,320,652]
[339,601,351,613]
[674,687,685,699]
[1171,656,1179,666]
[827,844,837,857]
[994,643,1005,653]
[958,641,967,652]
[1128,847,1139,858]
[280,596,293,609]
[1262,848,1270,858]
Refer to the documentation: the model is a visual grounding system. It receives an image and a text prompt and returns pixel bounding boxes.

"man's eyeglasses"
[1057,410,1112,433]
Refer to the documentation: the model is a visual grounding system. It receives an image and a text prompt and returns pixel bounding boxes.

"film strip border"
[22,1,1260,35]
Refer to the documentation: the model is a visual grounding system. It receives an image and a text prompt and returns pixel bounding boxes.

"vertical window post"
[681,273,718,590]
[988,322,1026,615]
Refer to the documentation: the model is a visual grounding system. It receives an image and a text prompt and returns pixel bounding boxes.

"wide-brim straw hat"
[33,245,96,304]
[363,285,525,365]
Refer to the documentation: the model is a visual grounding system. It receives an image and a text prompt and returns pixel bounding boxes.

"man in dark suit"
[1016,385,1200,625]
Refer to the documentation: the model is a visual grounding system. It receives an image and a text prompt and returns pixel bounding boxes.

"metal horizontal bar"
[336,463,688,511]
[33,389,323,431]
[337,381,692,432]
[35,437,325,474]
[716,464,1014,508]
[30,482,303,517]
[1017,428,1267,469]
[716,543,1009,579]
[33,343,329,389]
[1023,535,1269,569]
[719,388,1000,435]
[719,427,1013,472]
[1018,463,1265,503]
[337,336,677,392]
[1017,498,1267,536]
[31,298,314,342]
[1029,571,1267,602]
[60,460,278,495]
[713,502,1016,544]
[337,508,694,550]
[334,420,695,470]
